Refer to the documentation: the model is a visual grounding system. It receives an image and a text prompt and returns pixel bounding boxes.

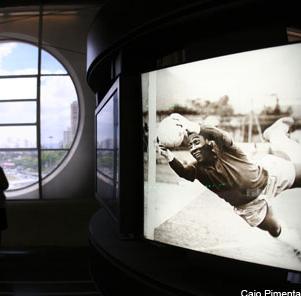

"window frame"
[0,39,81,198]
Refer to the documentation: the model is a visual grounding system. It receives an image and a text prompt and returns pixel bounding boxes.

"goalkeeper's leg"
[263,117,301,187]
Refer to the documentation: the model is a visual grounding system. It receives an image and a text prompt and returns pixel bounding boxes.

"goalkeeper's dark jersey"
[169,126,268,207]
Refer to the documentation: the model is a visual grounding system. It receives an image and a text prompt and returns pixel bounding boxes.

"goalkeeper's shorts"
[234,154,295,227]
[234,196,268,227]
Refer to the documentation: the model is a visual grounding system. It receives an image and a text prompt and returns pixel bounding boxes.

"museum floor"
[0,247,103,296]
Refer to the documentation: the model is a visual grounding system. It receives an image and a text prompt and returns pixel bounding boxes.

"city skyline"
[0,100,78,149]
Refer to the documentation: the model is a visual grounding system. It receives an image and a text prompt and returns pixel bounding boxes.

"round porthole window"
[0,41,79,195]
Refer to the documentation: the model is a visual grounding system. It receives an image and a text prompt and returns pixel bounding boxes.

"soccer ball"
[157,116,186,148]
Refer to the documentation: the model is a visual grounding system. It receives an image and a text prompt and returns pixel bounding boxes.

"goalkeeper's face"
[188,135,206,161]
[188,134,215,164]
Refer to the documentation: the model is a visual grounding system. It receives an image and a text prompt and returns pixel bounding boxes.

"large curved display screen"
[142,43,301,272]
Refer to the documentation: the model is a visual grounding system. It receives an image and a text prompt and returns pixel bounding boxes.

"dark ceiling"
[0,0,106,9]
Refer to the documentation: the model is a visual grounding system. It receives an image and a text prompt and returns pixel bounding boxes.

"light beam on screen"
[156,43,301,114]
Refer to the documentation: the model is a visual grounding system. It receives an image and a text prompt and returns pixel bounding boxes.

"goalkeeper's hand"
[156,144,175,162]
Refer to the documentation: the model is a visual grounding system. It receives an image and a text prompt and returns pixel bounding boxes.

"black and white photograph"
[142,43,301,271]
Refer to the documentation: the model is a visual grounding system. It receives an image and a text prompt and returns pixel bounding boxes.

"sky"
[0,41,67,75]
[0,41,77,148]
[143,43,301,115]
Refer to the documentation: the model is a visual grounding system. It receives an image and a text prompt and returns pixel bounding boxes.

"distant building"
[100,138,114,149]
[62,101,79,147]
[63,128,72,148]
[71,101,79,136]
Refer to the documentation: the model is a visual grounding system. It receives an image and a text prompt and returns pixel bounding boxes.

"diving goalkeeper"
[157,114,301,251]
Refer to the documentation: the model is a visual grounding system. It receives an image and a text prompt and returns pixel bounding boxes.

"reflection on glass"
[0,78,37,100]
[97,97,114,149]
[0,126,36,148]
[0,41,38,75]
[96,89,119,217]
[0,101,36,124]
[115,94,119,184]
[41,50,67,74]
[0,150,38,190]
[97,150,114,179]
[96,171,116,215]
[41,76,78,148]
[41,150,67,176]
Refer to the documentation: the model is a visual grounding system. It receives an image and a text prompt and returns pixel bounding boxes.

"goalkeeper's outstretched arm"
[157,144,196,182]
[199,126,233,149]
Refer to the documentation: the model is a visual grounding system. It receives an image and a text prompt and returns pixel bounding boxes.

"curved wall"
[87,0,298,93]
[87,0,300,294]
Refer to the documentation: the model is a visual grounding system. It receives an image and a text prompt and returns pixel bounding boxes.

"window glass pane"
[114,94,119,184]
[0,101,36,124]
[41,150,67,177]
[97,150,114,179]
[41,50,67,74]
[0,41,38,75]
[0,40,80,194]
[0,150,38,190]
[0,78,37,100]
[0,126,36,148]
[41,76,78,148]
[97,98,114,149]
